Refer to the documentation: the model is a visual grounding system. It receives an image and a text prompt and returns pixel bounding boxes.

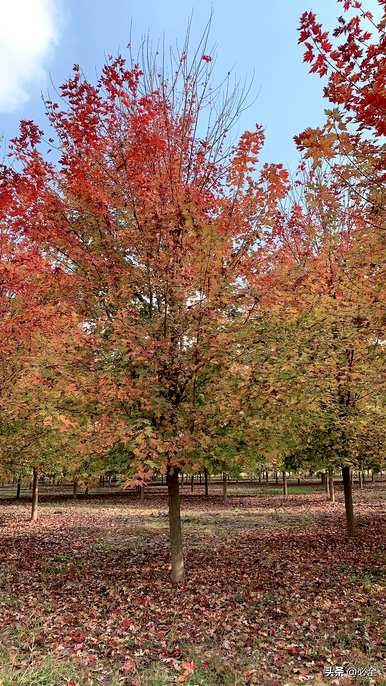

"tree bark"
[258,471,261,485]
[265,470,269,483]
[190,475,194,493]
[282,471,288,496]
[73,479,78,498]
[342,465,355,536]
[31,468,39,522]
[275,471,278,484]
[204,468,209,497]
[139,484,144,501]
[167,468,184,584]
[222,473,228,503]
[16,477,21,500]
[328,468,335,504]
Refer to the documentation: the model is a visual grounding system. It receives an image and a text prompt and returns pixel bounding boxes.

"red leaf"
[121,658,136,673]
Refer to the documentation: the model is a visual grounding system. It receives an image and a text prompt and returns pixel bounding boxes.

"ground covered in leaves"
[0,485,385,686]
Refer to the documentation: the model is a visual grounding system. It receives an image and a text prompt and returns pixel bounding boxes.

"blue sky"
[0,0,379,171]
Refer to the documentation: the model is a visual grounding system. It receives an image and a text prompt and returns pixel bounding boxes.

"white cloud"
[0,0,60,112]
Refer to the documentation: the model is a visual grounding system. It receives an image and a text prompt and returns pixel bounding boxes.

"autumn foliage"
[0,0,385,585]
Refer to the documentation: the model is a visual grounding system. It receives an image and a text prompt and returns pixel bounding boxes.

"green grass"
[0,656,244,686]
[0,658,87,686]
[139,655,244,686]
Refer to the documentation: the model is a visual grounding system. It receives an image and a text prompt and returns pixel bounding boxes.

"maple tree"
[0,211,84,519]
[0,4,386,682]
[0,35,289,581]
[291,0,386,533]
[267,164,384,534]
[0,1,383,587]
[296,0,385,196]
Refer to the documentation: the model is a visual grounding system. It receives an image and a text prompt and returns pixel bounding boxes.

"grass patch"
[0,658,88,686]
[140,655,244,686]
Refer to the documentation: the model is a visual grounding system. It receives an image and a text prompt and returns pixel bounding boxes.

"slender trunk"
[265,470,269,483]
[325,471,330,499]
[73,480,78,498]
[297,476,301,486]
[321,473,325,484]
[328,468,335,504]
[258,471,262,485]
[84,485,89,496]
[275,471,278,484]
[31,468,39,523]
[282,471,288,496]
[222,473,228,503]
[358,470,363,489]
[140,484,144,501]
[204,468,208,497]
[16,477,21,500]
[342,466,355,537]
[371,470,374,483]
[167,468,184,584]
[199,472,202,485]
[190,475,194,493]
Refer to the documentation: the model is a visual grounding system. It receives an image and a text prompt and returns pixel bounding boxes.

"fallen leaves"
[0,486,385,684]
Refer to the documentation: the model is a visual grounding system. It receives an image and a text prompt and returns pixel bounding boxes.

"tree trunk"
[282,471,288,496]
[275,471,278,484]
[139,484,144,501]
[297,476,301,486]
[265,470,269,483]
[371,470,374,483]
[328,468,335,504]
[342,465,355,537]
[358,470,363,489]
[190,475,194,493]
[84,485,89,496]
[31,468,39,523]
[258,471,261,485]
[325,471,330,499]
[16,477,21,500]
[222,473,228,503]
[167,468,184,584]
[73,480,78,498]
[204,468,209,497]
